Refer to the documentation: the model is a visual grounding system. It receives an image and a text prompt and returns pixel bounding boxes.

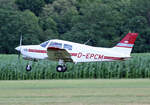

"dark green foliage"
[15,0,45,16]
[0,9,42,53]
[41,0,78,36]
[1,0,150,53]
[0,0,17,10]
[39,17,59,40]
[44,0,55,4]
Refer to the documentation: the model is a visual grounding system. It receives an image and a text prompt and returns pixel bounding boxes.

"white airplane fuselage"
[16,39,130,63]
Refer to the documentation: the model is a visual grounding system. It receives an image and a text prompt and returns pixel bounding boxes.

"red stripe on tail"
[119,33,138,44]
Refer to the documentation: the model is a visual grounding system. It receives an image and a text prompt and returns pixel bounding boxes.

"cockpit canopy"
[40,40,72,50]
[49,42,62,48]
[64,44,72,50]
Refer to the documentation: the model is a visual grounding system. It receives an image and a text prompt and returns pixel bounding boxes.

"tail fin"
[112,33,138,56]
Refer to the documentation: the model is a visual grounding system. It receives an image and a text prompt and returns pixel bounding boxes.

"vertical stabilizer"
[112,33,138,56]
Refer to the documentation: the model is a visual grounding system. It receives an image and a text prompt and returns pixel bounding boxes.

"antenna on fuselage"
[84,39,91,45]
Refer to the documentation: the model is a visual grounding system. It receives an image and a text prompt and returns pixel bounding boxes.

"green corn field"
[0,53,150,80]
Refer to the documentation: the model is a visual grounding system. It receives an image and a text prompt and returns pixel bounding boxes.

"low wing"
[47,47,73,62]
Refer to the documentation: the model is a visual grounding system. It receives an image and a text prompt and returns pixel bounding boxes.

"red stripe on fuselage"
[70,53,77,56]
[28,49,47,53]
[104,56,125,60]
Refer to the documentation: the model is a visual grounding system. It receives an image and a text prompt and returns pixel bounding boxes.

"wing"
[47,47,73,62]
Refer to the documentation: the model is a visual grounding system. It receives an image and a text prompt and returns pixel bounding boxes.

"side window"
[64,44,72,50]
[49,42,62,48]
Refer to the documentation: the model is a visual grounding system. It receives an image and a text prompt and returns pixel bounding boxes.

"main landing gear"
[56,59,67,72]
[25,59,67,72]
[26,61,32,71]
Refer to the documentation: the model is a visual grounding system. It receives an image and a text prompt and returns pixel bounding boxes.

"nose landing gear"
[26,64,32,71]
[56,59,67,72]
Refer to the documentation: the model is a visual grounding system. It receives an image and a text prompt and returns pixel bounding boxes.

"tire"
[26,65,32,71]
[56,65,63,72]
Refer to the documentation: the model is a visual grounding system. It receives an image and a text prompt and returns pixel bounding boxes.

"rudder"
[112,33,138,56]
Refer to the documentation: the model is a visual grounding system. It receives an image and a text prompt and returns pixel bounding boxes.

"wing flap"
[47,47,73,62]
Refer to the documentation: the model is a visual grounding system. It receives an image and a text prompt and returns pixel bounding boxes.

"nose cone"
[15,46,21,51]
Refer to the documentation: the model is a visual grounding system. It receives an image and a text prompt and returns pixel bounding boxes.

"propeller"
[19,34,22,59]
[16,34,22,60]
[20,34,22,46]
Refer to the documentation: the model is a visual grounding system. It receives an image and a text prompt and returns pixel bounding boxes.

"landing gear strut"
[56,60,67,72]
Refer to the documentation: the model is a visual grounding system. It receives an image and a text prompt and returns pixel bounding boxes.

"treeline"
[1,0,150,53]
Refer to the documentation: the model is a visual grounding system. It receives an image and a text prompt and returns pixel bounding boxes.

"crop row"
[0,54,150,80]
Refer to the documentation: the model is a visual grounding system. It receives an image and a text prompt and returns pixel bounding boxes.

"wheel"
[56,65,67,72]
[56,65,63,72]
[26,64,32,71]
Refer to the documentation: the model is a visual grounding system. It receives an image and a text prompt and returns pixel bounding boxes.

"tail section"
[112,33,138,56]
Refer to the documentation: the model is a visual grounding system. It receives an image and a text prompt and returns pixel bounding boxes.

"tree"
[39,17,59,39]
[40,0,78,37]
[0,0,17,10]
[120,0,150,52]
[15,0,45,16]
[0,9,43,53]
[1,0,150,54]
[44,0,55,4]
[63,1,125,47]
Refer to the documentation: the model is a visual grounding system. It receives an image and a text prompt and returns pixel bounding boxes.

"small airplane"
[15,33,138,72]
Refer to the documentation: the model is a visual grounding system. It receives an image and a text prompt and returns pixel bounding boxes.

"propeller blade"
[20,34,22,46]
[17,34,23,60]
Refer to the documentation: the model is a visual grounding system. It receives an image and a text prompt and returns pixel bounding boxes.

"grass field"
[0,79,150,105]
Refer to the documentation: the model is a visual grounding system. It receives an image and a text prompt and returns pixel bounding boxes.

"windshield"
[40,41,49,48]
